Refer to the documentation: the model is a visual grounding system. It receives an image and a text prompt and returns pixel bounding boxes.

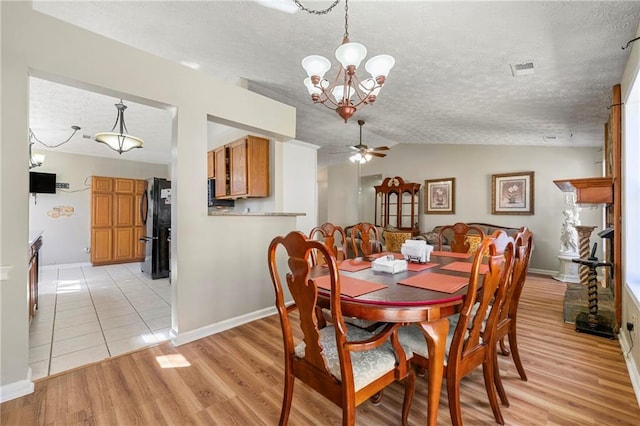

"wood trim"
[611,84,622,331]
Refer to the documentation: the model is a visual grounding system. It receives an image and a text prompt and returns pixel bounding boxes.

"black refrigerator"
[140,177,171,279]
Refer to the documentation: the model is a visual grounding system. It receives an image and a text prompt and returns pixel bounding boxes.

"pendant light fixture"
[94,99,143,154]
[300,0,395,122]
[28,125,81,168]
[28,142,45,169]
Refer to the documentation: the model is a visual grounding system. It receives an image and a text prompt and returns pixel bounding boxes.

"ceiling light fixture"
[94,100,143,154]
[28,125,81,169]
[28,142,45,169]
[300,0,395,123]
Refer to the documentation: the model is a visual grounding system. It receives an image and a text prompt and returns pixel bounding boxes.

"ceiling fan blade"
[369,152,387,158]
[371,145,390,151]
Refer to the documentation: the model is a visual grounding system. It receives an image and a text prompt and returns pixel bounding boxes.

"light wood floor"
[2,274,639,425]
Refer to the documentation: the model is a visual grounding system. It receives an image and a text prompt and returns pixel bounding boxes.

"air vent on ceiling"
[543,136,557,142]
[510,61,535,77]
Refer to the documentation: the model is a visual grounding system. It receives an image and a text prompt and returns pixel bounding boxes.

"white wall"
[29,151,168,266]
[322,144,603,272]
[620,20,640,405]
[281,140,318,233]
[1,2,296,398]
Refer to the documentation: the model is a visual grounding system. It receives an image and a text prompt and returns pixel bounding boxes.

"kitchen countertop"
[208,211,305,217]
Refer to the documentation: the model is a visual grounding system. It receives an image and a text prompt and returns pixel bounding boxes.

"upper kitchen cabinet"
[207,150,215,179]
[214,135,269,199]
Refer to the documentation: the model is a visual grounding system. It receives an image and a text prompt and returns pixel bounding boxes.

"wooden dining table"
[312,250,478,426]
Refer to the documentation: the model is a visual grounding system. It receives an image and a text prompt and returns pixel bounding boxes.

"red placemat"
[337,259,372,272]
[313,275,387,297]
[440,261,489,274]
[431,251,473,259]
[407,262,438,272]
[398,273,469,294]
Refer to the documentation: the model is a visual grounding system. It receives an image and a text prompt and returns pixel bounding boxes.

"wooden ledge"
[553,177,613,204]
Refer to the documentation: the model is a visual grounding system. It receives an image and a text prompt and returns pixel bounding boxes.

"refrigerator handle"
[141,189,149,225]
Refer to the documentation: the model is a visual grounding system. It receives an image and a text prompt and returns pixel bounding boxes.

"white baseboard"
[42,262,92,270]
[171,306,278,346]
[528,268,556,276]
[619,331,640,408]
[0,368,34,403]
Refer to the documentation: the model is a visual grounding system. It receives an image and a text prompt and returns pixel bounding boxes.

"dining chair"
[492,227,533,406]
[349,222,383,258]
[309,222,348,265]
[398,231,515,425]
[437,222,485,253]
[268,231,416,426]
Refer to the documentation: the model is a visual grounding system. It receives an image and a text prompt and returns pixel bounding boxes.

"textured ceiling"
[29,1,640,166]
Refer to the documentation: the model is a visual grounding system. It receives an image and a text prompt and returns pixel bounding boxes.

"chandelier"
[300,0,395,122]
[94,100,143,154]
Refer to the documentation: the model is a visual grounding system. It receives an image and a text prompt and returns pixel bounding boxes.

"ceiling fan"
[347,120,389,163]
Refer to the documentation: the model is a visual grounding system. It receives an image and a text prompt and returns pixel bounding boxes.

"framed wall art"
[491,171,534,215]
[424,177,455,214]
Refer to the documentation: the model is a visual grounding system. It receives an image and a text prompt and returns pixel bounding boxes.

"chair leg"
[483,357,505,425]
[401,369,416,426]
[279,371,295,426]
[342,404,356,426]
[493,344,510,407]
[499,337,510,356]
[447,374,464,426]
[508,329,528,381]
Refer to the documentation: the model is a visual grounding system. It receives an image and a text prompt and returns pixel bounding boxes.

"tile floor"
[29,262,171,379]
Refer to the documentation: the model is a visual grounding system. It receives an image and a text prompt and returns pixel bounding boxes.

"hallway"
[29,262,171,379]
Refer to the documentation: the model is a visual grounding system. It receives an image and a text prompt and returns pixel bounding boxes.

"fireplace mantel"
[553,177,613,204]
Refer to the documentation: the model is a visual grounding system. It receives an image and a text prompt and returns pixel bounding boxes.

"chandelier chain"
[293,0,341,15]
[343,0,349,39]
[29,126,81,149]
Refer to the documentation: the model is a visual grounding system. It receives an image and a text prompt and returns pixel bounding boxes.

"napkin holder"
[401,239,434,263]
[372,255,408,274]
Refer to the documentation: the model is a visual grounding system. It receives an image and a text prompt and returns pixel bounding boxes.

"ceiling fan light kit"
[300,0,394,123]
[94,99,144,154]
[348,119,389,164]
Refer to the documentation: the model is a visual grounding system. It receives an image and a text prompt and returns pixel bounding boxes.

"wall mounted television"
[29,171,56,194]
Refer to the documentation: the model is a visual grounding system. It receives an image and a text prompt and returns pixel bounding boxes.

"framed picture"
[424,177,455,214]
[491,171,534,215]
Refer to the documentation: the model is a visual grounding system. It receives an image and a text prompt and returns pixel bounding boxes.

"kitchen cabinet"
[207,150,215,179]
[214,135,269,199]
[91,176,147,265]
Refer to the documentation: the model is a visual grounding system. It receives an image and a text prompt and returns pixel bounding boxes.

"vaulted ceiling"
[29,1,640,166]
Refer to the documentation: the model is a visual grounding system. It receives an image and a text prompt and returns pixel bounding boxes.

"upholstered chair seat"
[295,325,412,391]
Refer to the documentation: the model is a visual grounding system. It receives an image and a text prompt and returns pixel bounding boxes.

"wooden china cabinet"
[374,176,421,235]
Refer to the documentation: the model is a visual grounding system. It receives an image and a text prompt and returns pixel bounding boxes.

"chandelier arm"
[346,73,376,105]
[294,0,341,15]
[29,126,80,149]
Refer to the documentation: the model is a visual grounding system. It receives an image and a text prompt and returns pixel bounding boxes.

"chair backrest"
[500,227,533,323]
[349,222,382,257]
[438,222,485,253]
[447,231,515,372]
[309,222,348,265]
[268,231,352,386]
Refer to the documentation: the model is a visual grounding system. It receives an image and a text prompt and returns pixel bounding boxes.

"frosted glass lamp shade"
[33,153,45,165]
[335,42,367,69]
[94,132,143,154]
[332,85,354,103]
[365,54,395,78]
[301,55,331,78]
[303,78,322,95]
